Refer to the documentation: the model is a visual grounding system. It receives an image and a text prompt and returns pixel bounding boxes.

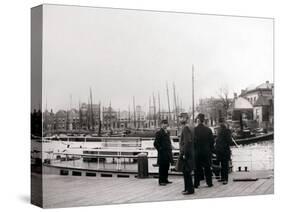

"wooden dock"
[37,170,273,208]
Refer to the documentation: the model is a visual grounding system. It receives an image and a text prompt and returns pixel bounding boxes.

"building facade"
[135,105,146,129]
[197,97,231,126]
[102,106,118,130]
[54,110,67,131]
[43,109,55,133]
[67,109,80,131]
[240,81,274,129]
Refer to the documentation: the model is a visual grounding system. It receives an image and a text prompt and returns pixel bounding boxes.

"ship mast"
[118,108,121,129]
[78,100,82,131]
[158,92,161,127]
[103,106,107,130]
[133,96,136,129]
[89,88,94,131]
[192,64,195,123]
[148,97,151,128]
[98,101,102,136]
[166,82,171,126]
[173,82,179,128]
[67,94,72,131]
[66,99,69,131]
[70,94,72,109]
[109,101,112,130]
[153,92,156,129]
[128,105,131,128]
[87,98,90,130]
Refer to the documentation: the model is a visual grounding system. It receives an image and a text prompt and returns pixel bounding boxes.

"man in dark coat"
[178,113,195,195]
[215,118,232,185]
[194,113,214,188]
[154,119,174,186]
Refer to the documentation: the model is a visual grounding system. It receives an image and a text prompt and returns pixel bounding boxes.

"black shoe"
[182,191,195,195]
[165,181,173,184]
[194,184,199,189]
[208,184,213,187]
[223,181,228,185]
[218,179,223,182]
[159,183,167,186]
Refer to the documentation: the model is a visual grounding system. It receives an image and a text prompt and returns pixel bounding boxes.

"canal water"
[231,140,274,171]
[32,139,274,172]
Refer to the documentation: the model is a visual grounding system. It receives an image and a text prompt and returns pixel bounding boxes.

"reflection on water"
[231,140,274,171]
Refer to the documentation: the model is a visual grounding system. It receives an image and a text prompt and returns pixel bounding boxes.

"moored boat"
[233,132,273,146]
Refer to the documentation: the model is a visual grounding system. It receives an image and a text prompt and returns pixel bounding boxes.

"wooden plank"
[253,178,273,194]
[241,179,267,195]
[42,170,274,208]
[264,183,274,194]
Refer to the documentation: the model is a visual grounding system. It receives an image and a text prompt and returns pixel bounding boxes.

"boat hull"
[232,132,273,146]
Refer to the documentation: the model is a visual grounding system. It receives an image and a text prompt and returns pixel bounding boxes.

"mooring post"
[137,153,148,178]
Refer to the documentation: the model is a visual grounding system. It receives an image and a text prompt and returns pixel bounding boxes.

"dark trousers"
[183,168,194,192]
[194,154,212,186]
[159,161,170,183]
[217,154,229,181]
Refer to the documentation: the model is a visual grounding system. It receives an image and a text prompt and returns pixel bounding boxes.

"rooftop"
[243,81,273,95]
[254,96,272,107]
[232,97,253,110]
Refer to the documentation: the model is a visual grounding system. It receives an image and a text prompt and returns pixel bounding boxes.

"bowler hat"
[218,117,225,123]
[178,112,189,119]
[197,113,205,120]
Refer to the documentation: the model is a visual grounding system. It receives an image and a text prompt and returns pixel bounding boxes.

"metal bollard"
[238,166,241,172]
[244,166,248,172]
[137,153,149,178]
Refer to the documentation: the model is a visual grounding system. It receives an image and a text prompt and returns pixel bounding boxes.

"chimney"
[266,81,270,89]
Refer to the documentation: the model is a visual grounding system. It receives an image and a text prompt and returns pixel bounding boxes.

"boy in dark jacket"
[215,118,232,185]
[154,119,174,186]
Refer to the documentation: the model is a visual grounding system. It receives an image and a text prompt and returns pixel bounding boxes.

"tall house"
[102,106,118,130]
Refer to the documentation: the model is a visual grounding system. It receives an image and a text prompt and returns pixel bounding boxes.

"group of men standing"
[153,113,232,195]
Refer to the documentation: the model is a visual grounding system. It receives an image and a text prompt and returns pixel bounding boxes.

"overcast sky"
[42,4,273,112]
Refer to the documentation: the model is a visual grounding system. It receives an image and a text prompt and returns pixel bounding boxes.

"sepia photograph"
[31,4,274,208]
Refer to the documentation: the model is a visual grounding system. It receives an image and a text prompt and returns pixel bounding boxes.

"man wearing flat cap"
[215,117,232,185]
[194,113,215,188]
[154,119,174,186]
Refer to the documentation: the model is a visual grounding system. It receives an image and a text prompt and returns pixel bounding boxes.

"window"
[256,108,260,120]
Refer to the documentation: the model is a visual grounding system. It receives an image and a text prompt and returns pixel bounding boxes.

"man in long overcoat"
[215,118,232,185]
[178,113,195,195]
[194,113,214,188]
[154,119,174,186]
